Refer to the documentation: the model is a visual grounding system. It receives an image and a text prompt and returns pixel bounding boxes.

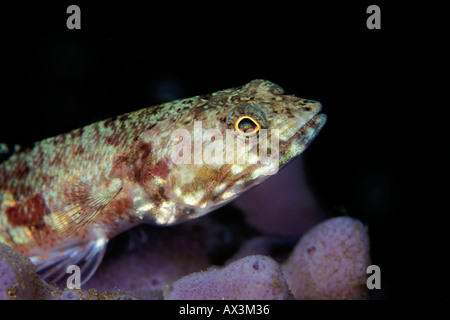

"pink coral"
[84,221,212,292]
[0,243,141,300]
[282,217,370,299]
[0,243,51,300]
[0,215,371,299]
[164,255,292,300]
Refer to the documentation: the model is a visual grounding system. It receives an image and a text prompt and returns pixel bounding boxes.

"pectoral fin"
[54,178,123,237]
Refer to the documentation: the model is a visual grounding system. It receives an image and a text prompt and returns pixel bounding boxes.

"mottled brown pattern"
[5,194,50,227]
[126,140,154,182]
[0,80,326,284]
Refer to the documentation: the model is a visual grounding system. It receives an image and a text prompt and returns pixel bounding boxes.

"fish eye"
[227,103,267,136]
[236,116,260,135]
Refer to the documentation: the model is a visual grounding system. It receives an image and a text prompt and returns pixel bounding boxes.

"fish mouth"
[277,111,327,169]
[196,107,327,213]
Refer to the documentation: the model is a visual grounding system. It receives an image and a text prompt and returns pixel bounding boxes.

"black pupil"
[238,118,257,133]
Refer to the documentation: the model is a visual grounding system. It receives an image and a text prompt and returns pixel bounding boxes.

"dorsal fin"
[53,178,123,237]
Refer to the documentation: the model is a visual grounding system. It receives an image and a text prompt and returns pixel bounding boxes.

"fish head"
[138,80,326,225]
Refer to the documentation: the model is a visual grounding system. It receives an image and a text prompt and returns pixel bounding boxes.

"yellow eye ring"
[235,116,261,135]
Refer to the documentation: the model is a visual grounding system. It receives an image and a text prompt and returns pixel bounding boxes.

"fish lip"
[277,110,327,167]
[193,108,327,213]
[219,111,327,195]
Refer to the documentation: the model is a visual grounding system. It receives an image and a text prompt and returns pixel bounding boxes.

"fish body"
[0,80,326,284]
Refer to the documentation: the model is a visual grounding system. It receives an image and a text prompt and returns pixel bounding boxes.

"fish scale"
[0,79,326,285]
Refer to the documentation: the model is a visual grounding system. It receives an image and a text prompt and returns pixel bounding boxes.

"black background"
[1,1,447,300]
